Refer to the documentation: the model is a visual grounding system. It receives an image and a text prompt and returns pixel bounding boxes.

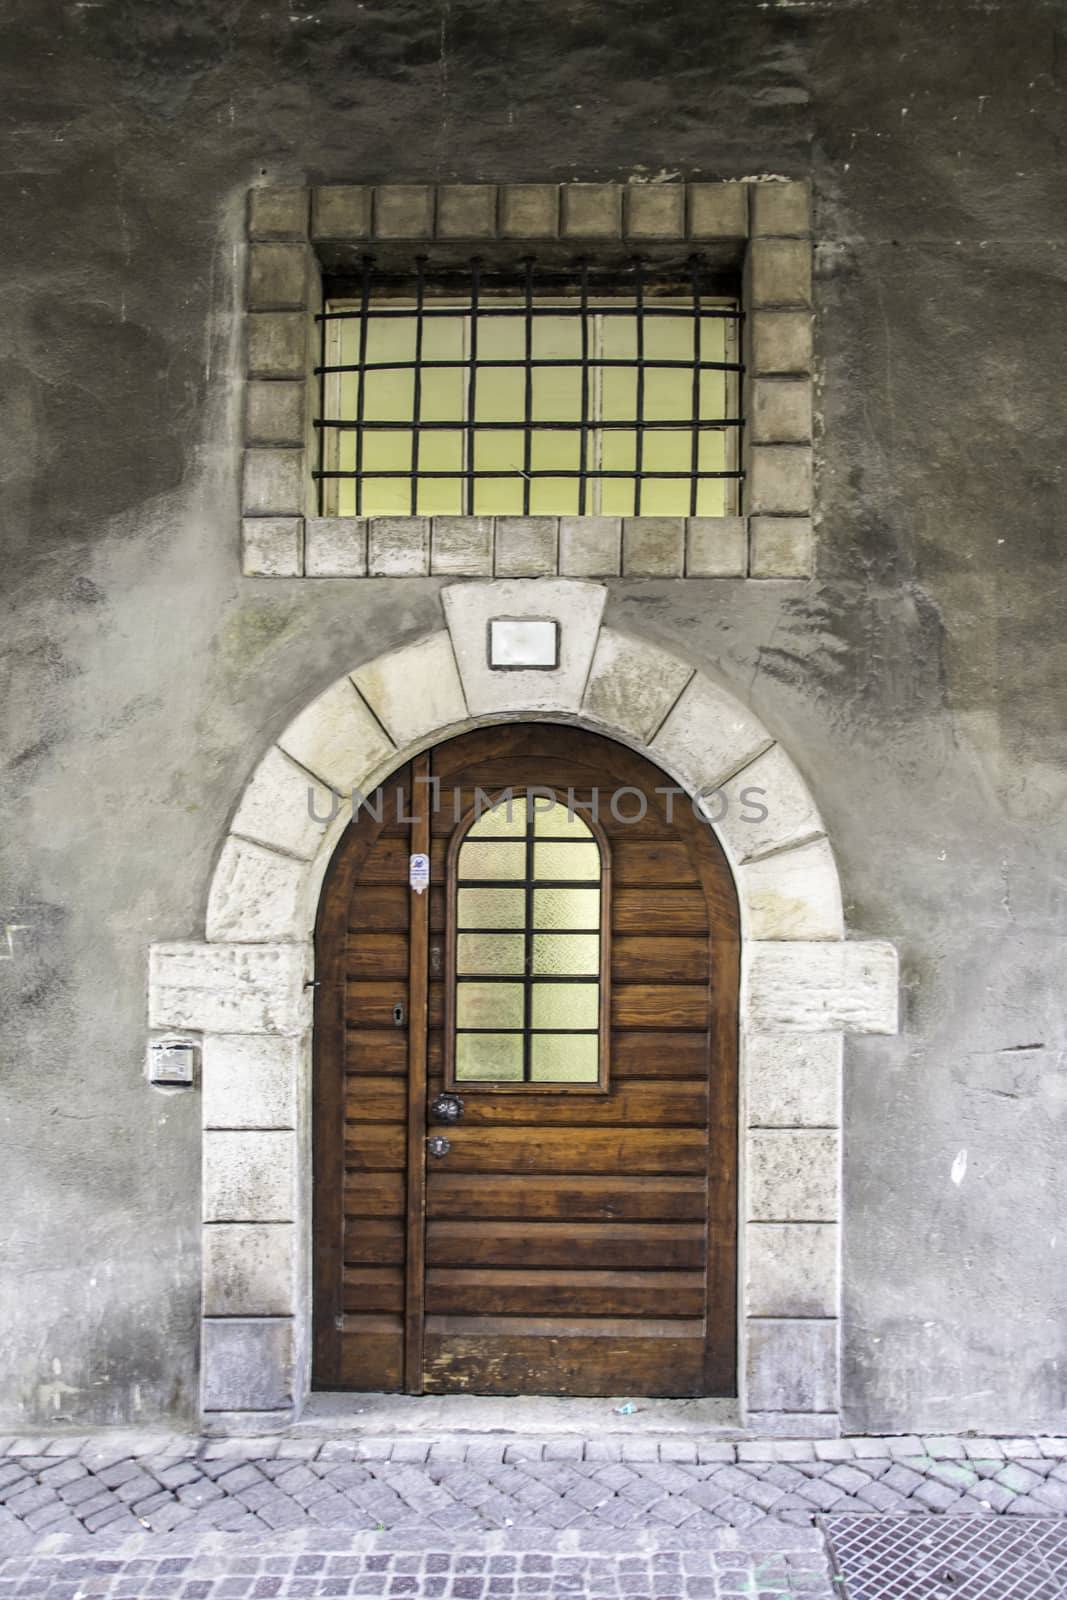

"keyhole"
[392,1002,405,1027]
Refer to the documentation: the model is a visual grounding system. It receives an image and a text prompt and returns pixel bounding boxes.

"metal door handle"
[427,1135,451,1159]
[431,1093,464,1123]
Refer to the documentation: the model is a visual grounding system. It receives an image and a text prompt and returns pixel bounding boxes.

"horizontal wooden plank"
[344,981,442,1029]
[425,1173,707,1223]
[347,885,446,934]
[420,1080,706,1128]
[346,1031,441,1076]
[343,1218,405,1266]
[337,1317,403,1391]
[344,1125,406,1171]
[425,1269,705,1319]
[346,932,409,980]
[612,936,708,985]
[610,839,695,888]
[344,1171,406,1216]
[427,780,677,840]
[426,1220,705,1270]
[343,1076,406,1123]
[614,889,707,935]
[421,1331,705,1397]
[611,1032,709,1078]
[612,985,709,1031]
[343,1265,405,1313]
[419,1125,707,1175]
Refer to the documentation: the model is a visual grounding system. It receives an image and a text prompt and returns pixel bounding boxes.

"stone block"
[751,181,811,238]
[626,185,685,239]
[582,628,692,744]
[278,677,395,792]
[500,184,559,238]
[688,183,748,239]
[246,312,308,379]
[716,744,824,862]
[558,516,621,577]
[431,516,494,575]
[352,632,468,747]
[746,1320,839,1413]
[247,187,309,240]
[746,1223,838,1317]
[750,311,813,376]
[747,941,900,1034]
[202,1131,297,1222]
[202,1319,295,1412]
[751,380,812,444]
[747,446,813,515]
[738,837,843,939]
[367,515,430,576]
[202,1033,300,1130]
[745,1033,843,1129]
[304,516,368,577]
[749,238,813,308]
[443,578,607,717]
[749,1412,840,1439]
[245,381,306,448]
[748,1130,840,1222]
[494,516,559,577]
[374,185,434,238]
[203,1225,295,1316]
[206,837,307,942]
[622,517,685,577]
[241,517,303,577]
[651,673,771,797]
[436,185,497,238]
[685,516,747,577]
[561,184,622,239]
[148,942,311,1036]
[242,449,305,516]
[246,244,310,310]
[749,516,813,578]
[229,745,331,861]
[311,185,372,241]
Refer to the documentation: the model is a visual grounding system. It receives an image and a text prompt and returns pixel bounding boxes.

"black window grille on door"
[314,256,744,520]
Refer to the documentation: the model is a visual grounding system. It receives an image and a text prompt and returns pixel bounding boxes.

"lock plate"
[427,1134,451,1159]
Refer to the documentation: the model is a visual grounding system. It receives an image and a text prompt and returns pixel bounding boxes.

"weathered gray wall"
[1,0,1065,1432]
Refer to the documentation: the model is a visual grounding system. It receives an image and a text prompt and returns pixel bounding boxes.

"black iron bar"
[316,279,328,516]
[578,259,590,515]
[318,356,743,374]
[522,258,535,517]
[353,257,373,515]
[410,257,426,515]
[318,304,742,321]
[466,259,480,515]
[633,257,645,516]
[689,255,702,519]
[315,467,743,480]
[316,417,741,431]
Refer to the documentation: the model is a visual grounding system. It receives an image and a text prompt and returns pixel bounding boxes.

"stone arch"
[147,579,898,1434]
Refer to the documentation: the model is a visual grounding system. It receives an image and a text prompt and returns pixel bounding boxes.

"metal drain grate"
[824,1515,1067,1600]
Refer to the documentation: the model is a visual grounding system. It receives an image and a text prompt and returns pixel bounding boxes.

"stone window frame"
[241,181,814,582]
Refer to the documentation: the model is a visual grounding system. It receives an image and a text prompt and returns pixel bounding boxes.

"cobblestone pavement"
[0,1433,1065,1597]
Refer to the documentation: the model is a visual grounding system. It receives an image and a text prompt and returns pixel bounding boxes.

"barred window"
[315,257,742,520]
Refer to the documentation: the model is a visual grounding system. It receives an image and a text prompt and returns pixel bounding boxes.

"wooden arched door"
[313,724,739,1397]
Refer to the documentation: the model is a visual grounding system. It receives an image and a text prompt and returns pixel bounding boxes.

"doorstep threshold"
[291,1392,745,1437]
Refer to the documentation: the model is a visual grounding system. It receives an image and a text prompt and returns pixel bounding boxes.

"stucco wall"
[1,0,1064,1432]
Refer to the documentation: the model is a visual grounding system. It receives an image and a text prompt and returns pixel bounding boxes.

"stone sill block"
[243,514,814,580]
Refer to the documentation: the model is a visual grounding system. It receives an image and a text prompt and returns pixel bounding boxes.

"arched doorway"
[312,723,740,1398]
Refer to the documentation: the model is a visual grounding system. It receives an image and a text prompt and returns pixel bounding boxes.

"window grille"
[314,256,743,520]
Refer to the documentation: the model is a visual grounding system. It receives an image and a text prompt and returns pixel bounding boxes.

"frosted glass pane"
[458,840,526,881]
[468,796,527,837]
[533,841,600,882]
[533,888,600,931]
[530,1033,599,1083]
[532,799,592,838]
[457,888,525,929]
[456,1033,524,1081]
[530,982,598,1030]
[456,982,524,1029]
[532,934,599,975]
[457,934,526,976]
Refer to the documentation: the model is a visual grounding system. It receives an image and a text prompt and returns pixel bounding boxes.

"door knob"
[431,1093,464,1124]
[427,1135,451,1159]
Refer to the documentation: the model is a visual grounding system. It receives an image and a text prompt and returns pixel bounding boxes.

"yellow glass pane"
[458,840,526,880]
[456,981,524,1029]
[530,1033,599,1083]
[533,841,600,881]
[530,982,598,1029]
[533,799,592,838]
[456,1033,524,1081]
[531,934,599,975]
[457,887,525,929]
[457,933,526,976]
[533,888,599,930]
[468,795,527,837]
